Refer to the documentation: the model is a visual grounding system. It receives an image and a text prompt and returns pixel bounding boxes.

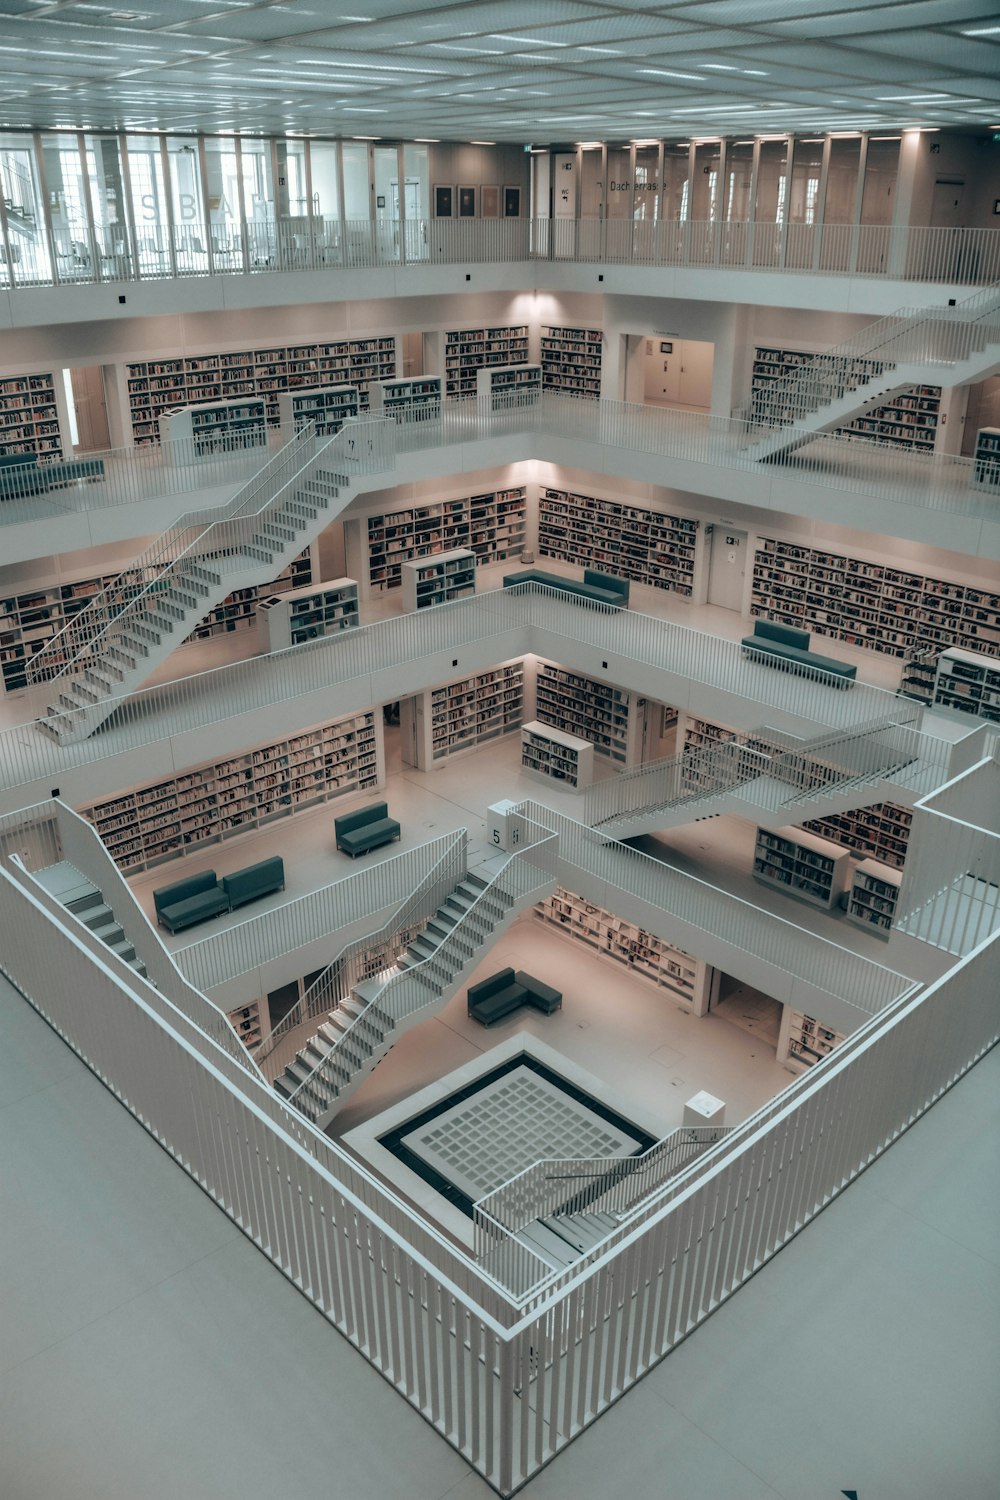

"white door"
[930,177,965,228]
[707,527,747,611]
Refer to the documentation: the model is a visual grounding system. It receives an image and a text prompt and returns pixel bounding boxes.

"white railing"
[895,760,1000,955]
[513,801,913,1018]
[0,585,928,802]
[0,800,996,1494]
[4,215,998,290]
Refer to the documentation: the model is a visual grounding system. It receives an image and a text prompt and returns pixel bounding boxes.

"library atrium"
[0,3,998,1497]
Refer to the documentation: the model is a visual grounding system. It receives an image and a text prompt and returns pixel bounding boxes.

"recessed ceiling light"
[639,69,702,82]
[469,140,495,146]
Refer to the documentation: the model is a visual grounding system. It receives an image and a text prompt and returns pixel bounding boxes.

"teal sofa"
[502,567,629,609]
[335,800,401,858]
[154,869,230,933]
[741,618,856,686]
[0,450,105,499]
[222,855,285,910]
[468,966,563,1027]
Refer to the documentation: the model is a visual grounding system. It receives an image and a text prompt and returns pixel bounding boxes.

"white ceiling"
[0,0,998,143]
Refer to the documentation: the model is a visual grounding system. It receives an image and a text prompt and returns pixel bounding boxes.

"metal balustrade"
[3,216,998,290]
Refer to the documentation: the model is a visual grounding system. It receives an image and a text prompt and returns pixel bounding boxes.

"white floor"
[1,969,995,1500]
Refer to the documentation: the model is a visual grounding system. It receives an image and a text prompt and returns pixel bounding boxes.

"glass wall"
[0,131,45,283]
[633,146,659,220]
[41,133,90,273]
[858,136,900,272]
[126,134,169,274]
[662,145,690,224]
[753,137,789,267]
[786,138,824,267]
[167,136,207,268]
[84,134,130,276]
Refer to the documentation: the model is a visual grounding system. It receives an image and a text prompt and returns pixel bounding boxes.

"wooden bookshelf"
[276,384,359,436]
[80,708,380,873]
[476,361,541,407]
[540,325,603,398]
[972,426,1000,491]
[538,487,698,597]
[751,534,1000,661]
[401,548,477,611]
[160,397,268,456]
[521,720,593,790]
[0,370,63,460]
[359,487,526,592]
[752,825,852,911]
[258,577,359,652]
[932,646,1000,723]
[443,324,528,399]
[429,662,524,762]
[535,662,632,763]
[370,375,442,422]
[125,336,395,443]
[845,857,901,938]
[535,886,710,1010]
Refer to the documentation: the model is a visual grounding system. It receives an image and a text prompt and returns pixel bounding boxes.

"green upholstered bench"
[222,855,285,910]
[468,966,563,1026]
[502,568,629,609]
[741,619,857,686]
[335,800,401,858]
[153,869,229,933]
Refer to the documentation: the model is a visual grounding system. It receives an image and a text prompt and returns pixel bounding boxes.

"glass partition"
[342,142,371,264]
[168,136,208,270]
[84,134,130,279]
[724,142,753,220]
[858,136,899,273]
[241,137,275,265]
[820,134,862,270]
[402,142,428,259]
[633,145,659,220]
[373,144,401,261]
[309,140,341,261]
[0,131,46,284]
[753,137,789,267]
[606,148,631,219]
[42,132,91,277]
[662,145,690,223]
[126,135,170,277]
[786,138,824,267]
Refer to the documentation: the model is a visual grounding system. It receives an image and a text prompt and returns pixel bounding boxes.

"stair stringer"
[279,863,558,1130]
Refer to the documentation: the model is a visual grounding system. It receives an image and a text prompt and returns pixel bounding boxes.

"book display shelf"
[535,886,709,1010]
[751,534,1000,660]
[443,325,528,399]
[358,487,526,591]
[125,336,396,443]
[535,662,632,763]
[932,646,1000,723]
[276,384,360,436]
[0,371,63,459]
[973,427,1000,491]
[540,325,603,398]
[430,663,524,762]
[538,487,698,596]
[801,802,912,870]
[81,708,380,873]
[193,549,312,642]
[845,857,902,937]
[160,398,268,456]
[258,577,359,652]
[476,362,542,408]
[401,548,477,611]
[752,826,852,911]
[521,720,594,790]
[370,376,442,422]
[782,1009,846,1072]
[749,345,940,453]
[228,1001,263,1052]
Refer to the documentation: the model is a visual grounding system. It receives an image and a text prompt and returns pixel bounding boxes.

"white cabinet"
[401,548,477,611]
[521,720,593,790]
[258,577,359,652]
[277,384,359,435]
[752,825,851,910]
[476,361,542,408]
[370,375,442,421]
[932,646,1000,724]
[845,858,901,938]
[160,397,267,455]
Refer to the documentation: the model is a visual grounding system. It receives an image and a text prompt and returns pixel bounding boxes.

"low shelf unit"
[160,397,268,456]
[521,720,593,791]
[973,426,1000,491]
[370,376,442,422]
[476,362,542,408]
[535,662,634,764]
[779,1008,847,1073]
[845,858,902,938]
[443,324,528,399]
[752,825,852,911]
[276,384,359,435]
[81,708,381,873]
[401,548,477,611]
[535,886,710,1012]
[932,646,1000,724]
[258,577,359,652]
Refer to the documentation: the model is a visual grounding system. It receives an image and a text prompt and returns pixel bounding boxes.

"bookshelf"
[429,662,524,763]
[932,646,1000,723]
[80,708,380,873]
[845,857,901,938]
[189,549,312,642]
[540,325,603,398]
[801,803,912,871]
[228,1001,263,1053]
[370,375,442,422]
[750,534,1000,661]
[0,370,64,460]
[401,548,477,611]
[355,487,526,592]
[276,384,359,436]
[535,886,710,1011]
[258,577,359,652]
[752,825,852,911]
[160,398,268,456]
[972,426,1000,491]
[443,324,528,399]
[476,362,542,407]
[521,720,594,790]
[749,345,940,453]
[535,663,632,764]
[124,336,395,443]
[781,1009,846,1072]
[538,487,698,597]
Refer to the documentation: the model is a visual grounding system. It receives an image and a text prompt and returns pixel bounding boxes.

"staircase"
[585,714,941,841]
[743,282,1000,462]
[31,418,391,744]
[275,857,557,1131]
[31,861,149,978]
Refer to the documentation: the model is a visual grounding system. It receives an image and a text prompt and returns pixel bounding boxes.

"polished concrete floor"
[0,969,995,1500]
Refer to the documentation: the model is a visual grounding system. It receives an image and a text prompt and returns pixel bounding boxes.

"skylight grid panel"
[729,41,945,83]
[862,32,1000,67]
[668,0,893,20]
[770,0,1000,35]
[498,15,700,46]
